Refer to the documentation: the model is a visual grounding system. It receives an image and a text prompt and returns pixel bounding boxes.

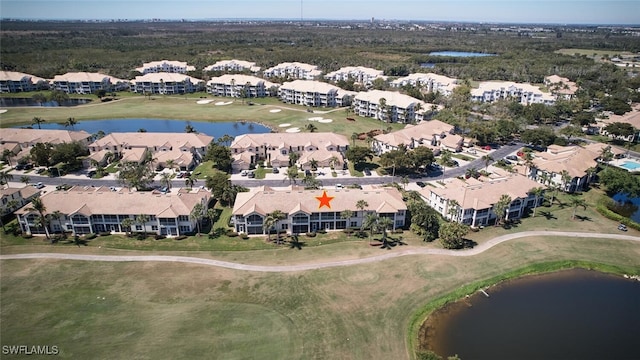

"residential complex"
[263,62,322,80]
[230,132,349,171]
[324,66,386,86]
[544,75,578,100]
[278,80,351,108]
[372,120,462,155]
[353,89,438,123]
[88,132,214,171]
[232,186,406,235]
[0,129,92,162]
[131,72,203,94]
[51,72,129,94]
[390,73,458,96]
[135,60,196,74]
[0,71,48,93]
[595,103,640,143]
[1,186,40,216]
[16,186,210,236]
[470,81,556,105]
[421,173,544,227]
[206,74,276,98]
[203,59,261,73]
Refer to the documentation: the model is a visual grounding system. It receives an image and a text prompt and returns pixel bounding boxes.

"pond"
[16,118,272,138]
[428,51,496,57]
[611,193,640,223]
[420,269,640,360]
[0,97,93,107]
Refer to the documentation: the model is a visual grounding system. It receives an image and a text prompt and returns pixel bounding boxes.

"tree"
[159,172,172,191]
[351,132,359,147]
[493,194,512,226]
[184,124,197,133]
[329,156,339,170]
[362,213,379,242]
[410,146,435,171]
[407,199,440,242]
[401,175,409,189]
[599,146,614,167]
[121,218,134,237]
[521,127,556,147]
[191,203,205,235]
[20,175,30,185]
[377,97,387,121]
[31,117,46,129]
[288,151,300,167]
[135,214,150,238]
[117,162,155,190]
[1,149,16,167]
[528,187,545,217]
[356,199,369,218]
[340,210,354,232]
[598,167,640,197]
[523,152,535,177]
[439,222,469,249]
[465,167,479,179]
[569,196,587,220]
[264,210,286,243]
[345,146,374,167]
[560,169,572,192]
[205,171,231,199]
[559,125,584,141]
[0,170,14,185]
[447,199,460,222]
[437,150,453,180]
[377,216,394,247]
[481,155,493,171]
[285,166,299,185]
[165,159,176,173]
[64,117,77,130]
[27,197,50,240]
[217,134,234,147]
[184,175,197,189]
[309,158,319,171]
[306,123,318,133]
[30,142,53,167]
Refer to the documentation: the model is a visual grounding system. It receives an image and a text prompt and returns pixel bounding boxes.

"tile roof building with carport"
[206,74,276,98]
[203,59,261,73]
[470,81,556,105]
[390,73,458,96]
[277,80,350,108]
[0,71,48,93]
[135,60,196,74]
[51,72,129,94]
[263,62,322,80]
[131,72,203,94]
[353,89,441,123]
[372,120,459,155]
[324,66,387,87]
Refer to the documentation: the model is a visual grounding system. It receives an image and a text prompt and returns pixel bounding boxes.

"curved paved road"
[1,231,638,272]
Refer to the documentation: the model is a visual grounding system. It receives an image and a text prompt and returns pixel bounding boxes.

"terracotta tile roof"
[0,128,92,145]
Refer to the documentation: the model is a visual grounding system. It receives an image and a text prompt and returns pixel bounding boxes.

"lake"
[420,269,640,360]
[429,51,496,57]
[0,97,92,107]
[612,193,640,223]
[16,118,272,138]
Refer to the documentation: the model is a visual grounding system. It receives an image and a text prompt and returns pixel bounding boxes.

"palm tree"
[599,146,614,167]
[493,194,512,226]
[362,213,379,243]
[585,167,598,186]
[465,167,479,179]
[190,203,204,236]
[377,216,394,247]
[547,183,560,206]
[285,166,298,185]
[31,117,46,129]
[351,132,359,147]
[1,199,19,232]
[309,158,319,171]
[217,134,234,147]
[523,152,534,177]
[184,176,196,190]
[160,172,172,191]
[414,102,423,122]
[481,155,493,171]
[529,187,545,217]
[447,199,460,222]
[48,210,63,234]
[135,214,150,238]
[27,197,50,240]
[0,170,14,185]
[1,149,16,167]
[356,199,369,219]
[64,117,77,130]
[560,170,572,192]
[401,175,409,189]
[328,156,339,170]
[121,218,134,237]
[569,196,588,220]
[438,150,453,180]
[20,175,30,186]
[306,123,318,133]
[264,210,286,243]
[539,172,551,186]
[378,98,387,121]
[165,159,176,173]
[340,210,354,233]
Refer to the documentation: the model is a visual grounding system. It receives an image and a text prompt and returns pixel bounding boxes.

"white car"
[34,182,45,189]
[240,170,248,176]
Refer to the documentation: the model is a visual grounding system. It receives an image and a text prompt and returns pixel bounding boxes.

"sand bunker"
[308,116,323,121]
[318,118,333,123]
[0,109,7,114]
[215,101,233,106]
[278,123,291,128]
[285,127,301,133]
[196,99,213,104]
[269,109,282,113]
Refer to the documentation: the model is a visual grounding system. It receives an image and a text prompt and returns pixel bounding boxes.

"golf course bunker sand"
[0,109,7,114]
[215,101,233,106]
[318,118,333,123]
[196,99,213,104]
[308,116,323,121]
[269,109,282,113]
[278,123,292,128]
[285,127,301,133]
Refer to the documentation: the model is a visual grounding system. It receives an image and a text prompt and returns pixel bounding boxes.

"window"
[350,221,358,227]
[136,225,142,231]
[151,225,158,231]
[178,215,189,222]
[281,224,288,230]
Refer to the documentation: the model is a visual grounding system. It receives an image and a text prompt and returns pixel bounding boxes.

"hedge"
[596,197,640,231]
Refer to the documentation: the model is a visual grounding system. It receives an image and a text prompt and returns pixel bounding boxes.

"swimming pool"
[619,160,640,171]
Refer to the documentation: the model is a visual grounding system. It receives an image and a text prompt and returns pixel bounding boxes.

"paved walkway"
[1,231,638,272]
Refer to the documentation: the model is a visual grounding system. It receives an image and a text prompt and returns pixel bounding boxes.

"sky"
[1,0,638,25]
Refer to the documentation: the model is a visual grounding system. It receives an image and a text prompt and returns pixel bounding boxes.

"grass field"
[0,93,405,138]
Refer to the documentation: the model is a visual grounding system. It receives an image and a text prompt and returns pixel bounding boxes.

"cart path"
[1,231,638,272]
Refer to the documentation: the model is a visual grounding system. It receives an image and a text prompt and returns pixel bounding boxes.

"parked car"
[416,181,426,188]
[272,167,279,174]
[363,168,372,176]
[450,160,459,167]
[55,184,71,191]
[506,155,518,161]
[335,184,343,190]
[34,182,44,189]
[87,170,96,178]
[240,170,248,176]
[35,168,46,174]
[305,169,312,177]
[247,171,255,178]
[618,224,628,232]
[466,148,477,154]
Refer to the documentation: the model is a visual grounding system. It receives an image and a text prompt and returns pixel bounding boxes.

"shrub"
[154,234,166,240]
[305,232,316,237]
[392,228,403,234]
[83,233,97,240]
[240,233,249,240]
[175,235,187,240]
[135,233,146,240]
[343,228,354,234]
[377,168,387,175]
[22,233,33,239]
[596,197,640,231]
[227,231,239,237]
[99,232,111,237]
[317,229,327,234]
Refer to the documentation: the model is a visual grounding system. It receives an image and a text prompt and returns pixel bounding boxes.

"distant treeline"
[1,21,639,84]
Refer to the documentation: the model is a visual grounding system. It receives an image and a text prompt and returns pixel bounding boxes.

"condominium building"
[135,60,196,74]
[421,174,544,227]
[131,72,203,94]
[390,73,458,96]
[372,120,462,155]
[16,186,210,236]
[1,186,40,216]
[89,132,214,171]
[232,186,407,235]
[595,103,640,143]
[353,89,439,123]
[206,74,276,98]
[263,62,322,80]
[230,132,349,171]
[0,71,48,93]
[0,128,92,150]
[51,72,129,94]
[470,81,556,105]
[203,59,261,73]
[324,66,386,86]
[278,80,351,107]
